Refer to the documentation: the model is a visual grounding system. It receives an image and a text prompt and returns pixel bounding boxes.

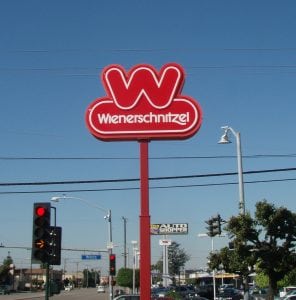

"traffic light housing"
[205,214,222,237]
[109,254,116,276]
[212,214,222,236]
[205,218,214,237]
[48,226,62,265]
[32,202,51,263]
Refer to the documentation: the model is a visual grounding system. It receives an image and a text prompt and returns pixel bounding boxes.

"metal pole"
[45,263,49,300]
[107,210,113,300]
[132,245,136,294]
[235,132,245,215]
[212,237,216,300]
[162,237,167,287]
[139,141,151,300]
[122,217,127,268]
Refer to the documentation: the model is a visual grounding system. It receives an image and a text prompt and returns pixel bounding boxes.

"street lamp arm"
[50,195,113,300]
[51,196,109,216]
[223,126,237,137]
[219,126,246,215]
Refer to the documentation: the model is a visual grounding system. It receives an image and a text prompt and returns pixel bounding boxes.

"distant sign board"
[151,223,188,235]
[159,239,172,246]
[81,254,101,260]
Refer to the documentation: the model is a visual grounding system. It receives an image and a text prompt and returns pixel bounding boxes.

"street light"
[218,126,246,215]
[51,195,113,300]
[131,240,138,294]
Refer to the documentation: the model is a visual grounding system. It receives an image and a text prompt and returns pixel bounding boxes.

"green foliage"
[82,268,100,287]
[166,289,182,299]
[0,255,13,285]
[213,200,296,299]
[168,241,190,275]
[255,272,269,288]
[116,268,139,289]
[278,269,296,288]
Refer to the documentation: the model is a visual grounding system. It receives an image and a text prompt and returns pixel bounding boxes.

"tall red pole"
[139,140,151,300]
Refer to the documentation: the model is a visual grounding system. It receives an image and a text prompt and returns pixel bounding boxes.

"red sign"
[85,63,202,141]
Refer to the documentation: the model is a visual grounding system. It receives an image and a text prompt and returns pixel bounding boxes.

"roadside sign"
[81,254,101,260]
[159,239,172,246]
[85,63,202,141]
[151,223,188,235]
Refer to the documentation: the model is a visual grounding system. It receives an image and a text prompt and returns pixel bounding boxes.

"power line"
[0,167,295,187]
[2,47,296,53]
[0,177,295,196]
[0,154,295,160]
[0,167,295,195]
[1,65,296,73]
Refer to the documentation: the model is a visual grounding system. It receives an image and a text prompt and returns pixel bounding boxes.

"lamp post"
[197,233,216,300]
[131,240,138,294]
[218,126,246,215]
[122,217,128,268]
[51,195,113,300]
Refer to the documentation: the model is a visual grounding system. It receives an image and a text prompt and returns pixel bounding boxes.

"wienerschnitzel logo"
[85,63,202,141]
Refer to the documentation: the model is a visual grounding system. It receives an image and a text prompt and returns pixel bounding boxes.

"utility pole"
[122,217,128,268]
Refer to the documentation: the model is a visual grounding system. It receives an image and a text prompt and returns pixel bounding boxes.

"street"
[0,288,109,300]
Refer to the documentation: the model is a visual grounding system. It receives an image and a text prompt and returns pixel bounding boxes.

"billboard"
[150,223,188,235]
[85,63,202,141]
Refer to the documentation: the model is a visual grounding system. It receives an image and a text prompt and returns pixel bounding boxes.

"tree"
[116,268,139,289]
[225,200,296,300]
[168,241,190,283]
[151,261,162,285]
[82,268,99,287]
[0,254,13,285]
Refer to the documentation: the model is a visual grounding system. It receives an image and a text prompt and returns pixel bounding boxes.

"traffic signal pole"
[211,237,216,300]
[45,263,49,300]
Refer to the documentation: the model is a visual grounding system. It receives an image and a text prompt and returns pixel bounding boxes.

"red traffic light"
[110,254,116,261]
[35,206,47,217]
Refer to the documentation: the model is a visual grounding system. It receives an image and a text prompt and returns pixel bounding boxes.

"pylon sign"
[85,63,202,141]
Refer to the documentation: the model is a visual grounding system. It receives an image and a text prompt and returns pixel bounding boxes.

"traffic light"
[48,226,62,265]
[205,218,214,237]
[32,202,51,263]
[109,254,116,276]
[212,214,222,236]
[205,214,222,237]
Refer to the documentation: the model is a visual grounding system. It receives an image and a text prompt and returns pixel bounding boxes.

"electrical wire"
[0,154,295,160]
[0,167,295,195]
[0,177,295,195]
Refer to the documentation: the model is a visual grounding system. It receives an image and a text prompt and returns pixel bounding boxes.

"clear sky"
[1,0,296,275]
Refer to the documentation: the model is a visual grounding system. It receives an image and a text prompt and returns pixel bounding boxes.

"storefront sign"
[151,223,188,235]
[85,63,202,141]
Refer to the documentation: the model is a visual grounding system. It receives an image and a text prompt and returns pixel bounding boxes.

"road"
[0,288,109,300]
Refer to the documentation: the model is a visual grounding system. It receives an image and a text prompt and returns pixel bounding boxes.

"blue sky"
[1,0,296,275]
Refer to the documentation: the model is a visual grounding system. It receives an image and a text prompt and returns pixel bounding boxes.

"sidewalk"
[0,291,45,300]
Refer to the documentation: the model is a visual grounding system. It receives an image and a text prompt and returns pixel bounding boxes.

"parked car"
[172,285,191,297]
[151,286,171,298]
[250,288,268,300]
[217,287,243,300]
[64,284,73,291]
[196,285,214,299]
[113,295,140,300]
[283,294,296,300]
[97,285,105,293]
[115,289,125,296]
[280,287,296,298]
[219,284,235,293]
